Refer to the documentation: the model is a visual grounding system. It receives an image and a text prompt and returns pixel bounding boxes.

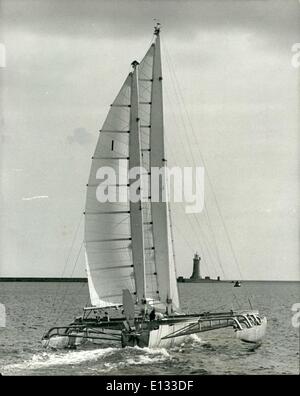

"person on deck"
[149,308,156,321]
[156,312,164,320]
[103,312,110,322]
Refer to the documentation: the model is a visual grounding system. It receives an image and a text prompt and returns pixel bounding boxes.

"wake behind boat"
[42,24,267,349]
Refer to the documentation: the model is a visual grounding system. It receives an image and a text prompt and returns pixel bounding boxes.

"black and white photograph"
[0,0,299,379]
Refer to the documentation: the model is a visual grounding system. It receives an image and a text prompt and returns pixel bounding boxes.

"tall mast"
[150,23,180,313]
[129,61,146,306]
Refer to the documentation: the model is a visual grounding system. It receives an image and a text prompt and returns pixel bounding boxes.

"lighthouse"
[190,253,202,280]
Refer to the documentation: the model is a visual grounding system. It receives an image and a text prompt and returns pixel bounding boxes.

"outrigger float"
[42,24,267,350]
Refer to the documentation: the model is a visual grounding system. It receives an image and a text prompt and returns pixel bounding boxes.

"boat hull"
[42,334,83,349]
[235,316,267,343]
[121,320,195,348]
[148,321,190,348]
[42,335,70,349]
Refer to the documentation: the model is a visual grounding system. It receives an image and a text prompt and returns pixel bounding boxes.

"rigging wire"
[54,241,84,323]
[162,37,244,281]
[51,213,83,314]
[163,105,225,278]
[164,139,214,275]
[163,71,225,279]
[162,49,226,278]
[165,39,244,280]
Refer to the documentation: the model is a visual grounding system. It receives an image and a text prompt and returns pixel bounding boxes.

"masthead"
[154,22,161,36]
[131,60,139,69]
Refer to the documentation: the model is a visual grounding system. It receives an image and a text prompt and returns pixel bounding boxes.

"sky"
[0,0,299,280]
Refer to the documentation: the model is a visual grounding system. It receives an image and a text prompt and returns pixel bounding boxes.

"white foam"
[3,346,171,374]
[103,348,171,370]
[126,355,165,365]
[130,346,170,358]
[4,347,117,373]
[188,334,203,344]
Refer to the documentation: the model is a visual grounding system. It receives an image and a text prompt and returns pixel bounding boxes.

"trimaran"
[42,24,267,349]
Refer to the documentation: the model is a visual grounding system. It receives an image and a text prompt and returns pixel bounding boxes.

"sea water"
[0,281,299,375]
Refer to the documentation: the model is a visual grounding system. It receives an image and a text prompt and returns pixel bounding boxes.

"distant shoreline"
[0,277,88,282]
[0,277,298,283]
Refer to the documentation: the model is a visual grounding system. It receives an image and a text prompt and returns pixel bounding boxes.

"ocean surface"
[0,281,299,375]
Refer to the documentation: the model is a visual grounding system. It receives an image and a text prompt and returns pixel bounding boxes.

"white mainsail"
[84,26,180,312]
[138,44,161,307]
[149,30,179,311]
